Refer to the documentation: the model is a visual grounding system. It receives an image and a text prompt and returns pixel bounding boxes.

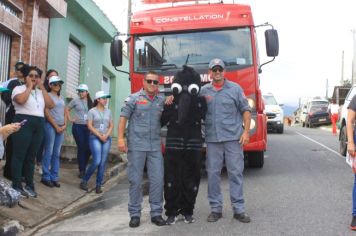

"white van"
[263,93,284,133]
[339,85,356,156]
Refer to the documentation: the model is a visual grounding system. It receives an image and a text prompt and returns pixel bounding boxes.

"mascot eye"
[171,83,182,94]
[188,84,199,95]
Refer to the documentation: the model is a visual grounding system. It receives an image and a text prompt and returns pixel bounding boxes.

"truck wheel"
[339,125,347,156]
[277,125,284,134]
[248,151,264,168]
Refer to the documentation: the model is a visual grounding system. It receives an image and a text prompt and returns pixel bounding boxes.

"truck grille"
[266,112,276,119]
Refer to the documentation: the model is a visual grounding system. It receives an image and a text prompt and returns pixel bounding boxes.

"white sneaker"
[166,215,177,225]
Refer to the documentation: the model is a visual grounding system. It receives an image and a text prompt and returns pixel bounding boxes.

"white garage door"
[66,40,81,98]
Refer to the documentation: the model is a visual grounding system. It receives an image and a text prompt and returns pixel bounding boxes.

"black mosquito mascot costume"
[161,65,207,223]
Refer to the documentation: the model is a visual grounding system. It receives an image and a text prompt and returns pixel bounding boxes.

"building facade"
[47,0,130,141]
[0,0,67,80]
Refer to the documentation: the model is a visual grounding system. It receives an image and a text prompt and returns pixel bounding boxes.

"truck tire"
[339,125,347,156]
[248,151,264,168]
[277,125,284,134]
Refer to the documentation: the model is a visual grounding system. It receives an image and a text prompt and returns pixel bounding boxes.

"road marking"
[295,131,344,158]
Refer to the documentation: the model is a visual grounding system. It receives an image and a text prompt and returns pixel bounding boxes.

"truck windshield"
[134,27,253,72]
[263,95,278,105]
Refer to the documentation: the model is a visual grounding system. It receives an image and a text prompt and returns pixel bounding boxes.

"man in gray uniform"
[118,71,166,228]
[200,58,252,223]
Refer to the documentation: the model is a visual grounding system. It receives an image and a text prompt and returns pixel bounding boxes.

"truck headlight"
[247,98,255,109]
[250,119,256,129]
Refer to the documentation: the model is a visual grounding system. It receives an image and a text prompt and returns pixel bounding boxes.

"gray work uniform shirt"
[120,89,164,151]
[87,107,112,135]
[200,79,251,142]
[67,97,89,125]
[48,93,65,125]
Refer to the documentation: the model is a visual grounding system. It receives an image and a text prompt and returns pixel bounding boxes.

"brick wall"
[1,0,65,78]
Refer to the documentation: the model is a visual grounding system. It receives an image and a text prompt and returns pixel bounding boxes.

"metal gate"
[0,32,11,125]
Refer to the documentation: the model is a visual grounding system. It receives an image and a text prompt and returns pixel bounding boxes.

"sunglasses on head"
[145,79,159,85]
[51,82,62,86]
[212,67,224,73]
[28,73,39,78]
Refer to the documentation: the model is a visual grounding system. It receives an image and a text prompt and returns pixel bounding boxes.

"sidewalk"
[0,140,127,235]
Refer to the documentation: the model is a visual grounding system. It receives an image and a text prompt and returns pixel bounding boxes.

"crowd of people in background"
[0,62,112,199]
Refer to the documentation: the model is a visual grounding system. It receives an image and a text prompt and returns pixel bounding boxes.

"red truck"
[111,1,279,168]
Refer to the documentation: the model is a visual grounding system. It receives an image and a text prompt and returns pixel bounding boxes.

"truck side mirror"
[110,38,123,67]
[265,29,279,57]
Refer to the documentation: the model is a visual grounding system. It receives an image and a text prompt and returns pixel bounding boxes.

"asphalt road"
[36,126,355,236]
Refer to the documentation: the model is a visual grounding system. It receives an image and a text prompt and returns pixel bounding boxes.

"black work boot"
[233,212,251,223]
[207,212,222,222]
[151,215,166,226]
[129,216,140,228]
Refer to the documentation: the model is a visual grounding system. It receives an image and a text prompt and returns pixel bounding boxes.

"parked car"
[263,93,284,133]
[339,85,356,156]
[304,103,331,128]
[300,98,329,127]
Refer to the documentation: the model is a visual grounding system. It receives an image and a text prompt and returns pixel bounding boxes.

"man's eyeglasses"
[51,82,62,86]
[212,67,224,73]
[28,74,39,78]
[145,79,159,85]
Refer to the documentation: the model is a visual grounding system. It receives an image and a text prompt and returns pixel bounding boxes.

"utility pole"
[127,0,132,53]
[127,0,132,35]
[341,50,344,85]
[352,29,356,85]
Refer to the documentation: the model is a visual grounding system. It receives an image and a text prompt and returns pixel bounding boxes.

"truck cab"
[110,2,279,168]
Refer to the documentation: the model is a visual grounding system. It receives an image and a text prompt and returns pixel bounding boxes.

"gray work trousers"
[127,150,164,217]
[206,140,245,214]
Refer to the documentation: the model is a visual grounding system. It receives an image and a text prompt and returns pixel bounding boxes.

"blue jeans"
[72,123,91,173]
[353,174,356,216]
[83,134,111,187]
[42,122,64,182]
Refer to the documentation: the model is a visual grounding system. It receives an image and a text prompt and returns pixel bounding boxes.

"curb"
[0,156,127,235]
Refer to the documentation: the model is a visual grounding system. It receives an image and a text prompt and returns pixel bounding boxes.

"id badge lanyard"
[97,109,105,133]
[81,100,88,121]
[31,89,39,109]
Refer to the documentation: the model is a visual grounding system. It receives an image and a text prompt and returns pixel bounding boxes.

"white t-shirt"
[11,85,45,117]
[329,103,339,115]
